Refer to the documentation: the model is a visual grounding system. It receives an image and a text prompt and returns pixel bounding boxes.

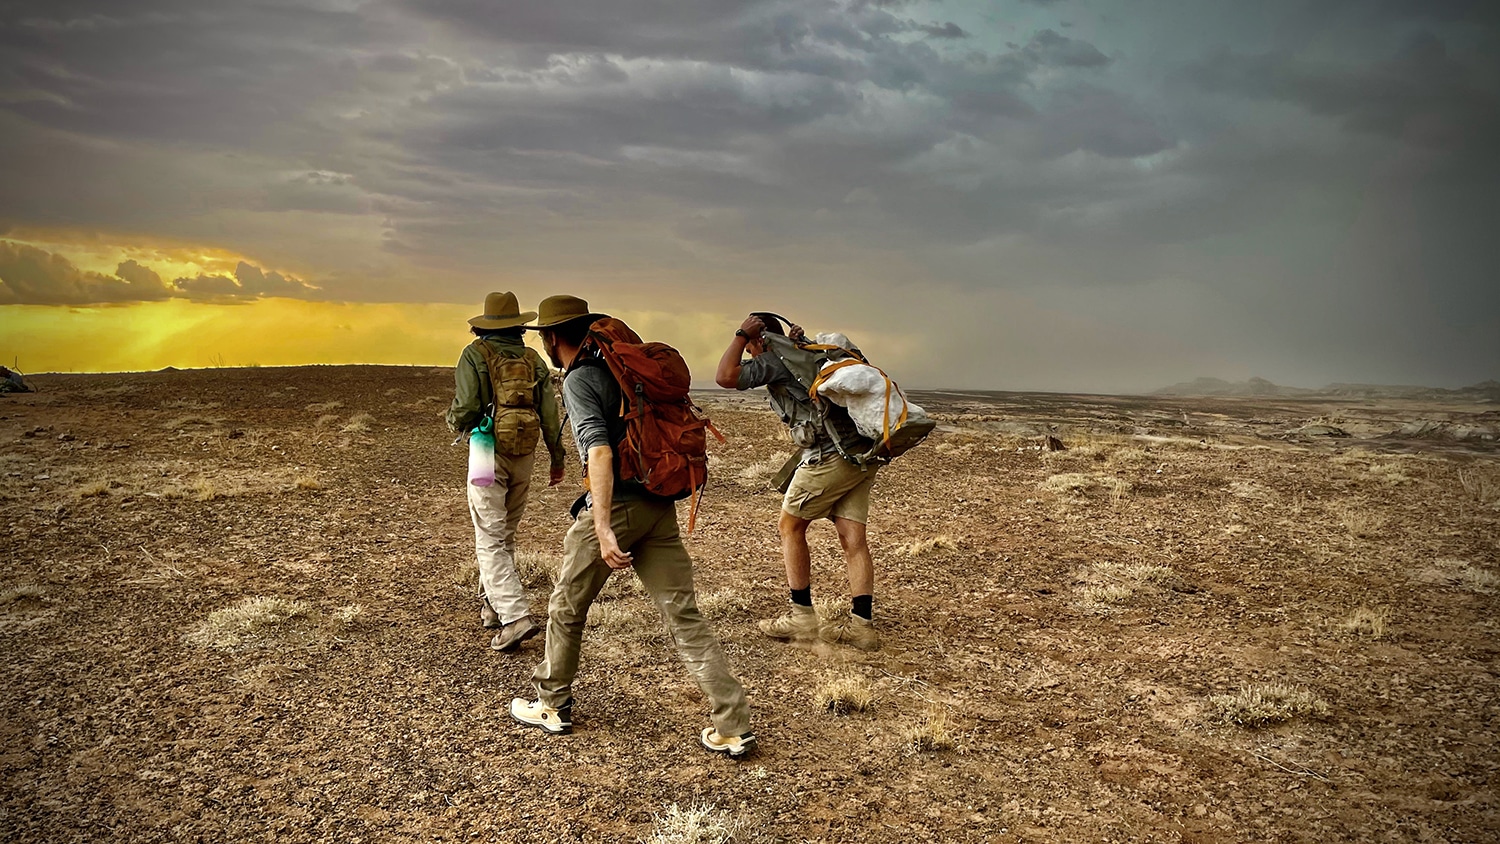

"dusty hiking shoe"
[480,596,500,629]
[490,615,540,652]
[700,727,757,758]
[509,698,572,735]
[757,605,819,641]
[820,613,880,651]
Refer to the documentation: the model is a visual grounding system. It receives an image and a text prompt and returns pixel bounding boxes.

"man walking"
[714,313,881,651]
[509,295,756,757]
[446,291,567,652]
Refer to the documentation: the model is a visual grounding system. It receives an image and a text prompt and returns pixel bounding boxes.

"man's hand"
[585,445,631,568]
[738,314,765,338]
[597,526,634,570]
[549,464,565,487]
[789,323,806,342]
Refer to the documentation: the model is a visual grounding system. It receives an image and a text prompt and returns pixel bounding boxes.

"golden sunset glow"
[2,299,746,381]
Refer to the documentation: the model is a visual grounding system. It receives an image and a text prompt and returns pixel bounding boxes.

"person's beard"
[542,333,564,369]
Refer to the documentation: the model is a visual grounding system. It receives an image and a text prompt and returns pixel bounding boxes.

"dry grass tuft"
[1040,472,1130,501]
[78,480,112,498]
[1039,473,1095,495]
[1414,559,1497,594]
[515,550,562,587]
[1074,560,1173,611]
[1366,462,1415,486]
[341,413,376,433]
[315,413,341,429]
[1229,480,1275,502]
[164,414,222,431]
[230,663,302,688]
[292,474,324,491]
[1106,446,1151,466]
[1457,466,1499,508]
[188,479,222,502]
[0,584,45,605]
[598,570,649,601]
[1331,501,1384,539]
[1210,683,1329,728]
[586,601,646,632]
[644,803,746,844]
[305,401,343,412]
[902,706,957,753]
[186,596,310,650]
[451,559,479,589]
[697,589,751,619]
[1079,583,1135,605]
[898,535,958,556]
[1342,606,1390,639]
[334,604,363,626]
[814,676,874,715]
[735,450,793,487]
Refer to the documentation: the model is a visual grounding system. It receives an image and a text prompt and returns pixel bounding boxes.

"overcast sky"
[2,0,1497,391]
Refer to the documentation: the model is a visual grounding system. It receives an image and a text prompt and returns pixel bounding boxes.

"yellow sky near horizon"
[1,299,745,380]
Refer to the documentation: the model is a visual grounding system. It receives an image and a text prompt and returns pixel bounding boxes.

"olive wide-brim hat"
[468,291,537,330]
[530,294,604,329]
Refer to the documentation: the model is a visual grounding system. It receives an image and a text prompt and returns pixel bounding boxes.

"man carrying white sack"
[714,313,882,651]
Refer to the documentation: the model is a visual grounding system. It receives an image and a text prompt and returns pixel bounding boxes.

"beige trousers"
[531,497,751,737]
[468,450,535,624]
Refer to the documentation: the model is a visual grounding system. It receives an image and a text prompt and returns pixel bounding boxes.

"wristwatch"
[735,328,750,339]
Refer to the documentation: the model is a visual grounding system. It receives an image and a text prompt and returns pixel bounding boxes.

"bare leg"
[778,510,813,590]
[833,516,873,597]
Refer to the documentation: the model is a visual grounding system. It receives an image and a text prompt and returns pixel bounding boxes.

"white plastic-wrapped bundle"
[815,360,928,441]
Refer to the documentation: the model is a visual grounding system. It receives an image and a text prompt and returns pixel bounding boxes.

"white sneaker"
[700,727,757,758]
[509,698,572,735]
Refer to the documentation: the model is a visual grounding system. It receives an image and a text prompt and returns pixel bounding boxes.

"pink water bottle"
[467,417,495,487]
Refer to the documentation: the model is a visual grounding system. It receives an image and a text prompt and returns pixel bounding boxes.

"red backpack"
[578,317,723,531]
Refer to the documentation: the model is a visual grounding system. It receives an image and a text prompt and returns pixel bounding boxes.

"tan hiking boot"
[490,615,541,652]
[821,612,880,651]
[480,596,501,629]
[757,605,819,641]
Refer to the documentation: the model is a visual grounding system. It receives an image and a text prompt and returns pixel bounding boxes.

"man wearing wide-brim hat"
[509,294,756,757]
[446,291,567,653]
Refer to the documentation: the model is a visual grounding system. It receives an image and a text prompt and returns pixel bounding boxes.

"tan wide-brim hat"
[531,294,604,329]
[468,291,537,330]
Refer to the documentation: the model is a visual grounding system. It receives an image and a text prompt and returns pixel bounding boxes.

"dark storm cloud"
[0,1,1495,388]
[172,273,243,300]
[0,241,171,304]
[0,240,317,304]
[1186,33,1500,151]
[1024,29,1110,68]
[917,22,967,39]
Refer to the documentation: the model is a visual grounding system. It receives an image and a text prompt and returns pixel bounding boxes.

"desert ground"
[2,365,1497,843]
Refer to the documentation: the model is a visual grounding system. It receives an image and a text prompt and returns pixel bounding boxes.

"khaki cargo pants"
[531,497,751,738]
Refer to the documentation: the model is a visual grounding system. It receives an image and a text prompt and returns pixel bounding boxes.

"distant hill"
[1154,377,1500,402]
[1152,377,1314,397]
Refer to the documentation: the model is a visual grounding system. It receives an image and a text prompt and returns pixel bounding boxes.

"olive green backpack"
[473,341,542,456]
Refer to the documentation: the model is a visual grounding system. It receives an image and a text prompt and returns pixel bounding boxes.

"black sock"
[852,594,873,620]
[790,587,812,607]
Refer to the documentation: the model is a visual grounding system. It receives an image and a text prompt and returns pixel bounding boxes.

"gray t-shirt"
[562,360,653,502]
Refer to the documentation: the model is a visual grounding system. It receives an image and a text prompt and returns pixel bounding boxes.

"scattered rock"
[1289,424,1348,438]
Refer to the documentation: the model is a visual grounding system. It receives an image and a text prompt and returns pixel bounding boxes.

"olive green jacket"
[446,336,565,469]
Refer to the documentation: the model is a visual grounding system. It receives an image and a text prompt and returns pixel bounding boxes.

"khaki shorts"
[782,454,878,523]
